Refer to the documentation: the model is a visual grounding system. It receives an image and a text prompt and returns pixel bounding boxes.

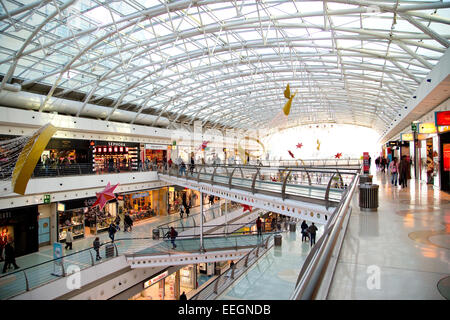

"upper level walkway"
[326,171,450,300]
[158,162,361,225]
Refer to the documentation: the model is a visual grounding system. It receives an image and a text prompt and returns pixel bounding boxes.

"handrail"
[190,234,274,300]
[290,170,360,300]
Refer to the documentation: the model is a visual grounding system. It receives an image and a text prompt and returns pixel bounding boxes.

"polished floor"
[327,171,450,300]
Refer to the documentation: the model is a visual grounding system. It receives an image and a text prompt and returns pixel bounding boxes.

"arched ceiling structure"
[0,0,449,133]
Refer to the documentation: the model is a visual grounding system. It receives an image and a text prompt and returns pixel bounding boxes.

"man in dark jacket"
[2,240,19,273]
[256,217,262,236]
[124,214,133,232]
[308,223,318,246]
[108,223,117,242]
[168,227,177,249]
[93,237,101,260]
[301,221,309,242]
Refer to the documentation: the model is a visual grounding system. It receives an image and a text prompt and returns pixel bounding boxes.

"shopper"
[308,223,318,246]
[2,240,19,273]
[166,227,178,249]
[398,155,408,188]
[179,204,184,219]
[185,205,190,217]
[114,215,121,231]
[389,157,399,186]
[65,228,73,250]
[93,237,101,260]
[179,291,187,301]
[179,161,187,176]
[0,228,7,261]
[381,157,387,172]
[256,217,262,237]
[108,223,117,242]
[189,154,195,175]
[301,221,309,242]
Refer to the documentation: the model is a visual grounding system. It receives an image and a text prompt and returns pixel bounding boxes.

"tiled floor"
[327,171,450,300]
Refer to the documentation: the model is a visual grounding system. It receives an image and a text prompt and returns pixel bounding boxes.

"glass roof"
[0,0,449,133]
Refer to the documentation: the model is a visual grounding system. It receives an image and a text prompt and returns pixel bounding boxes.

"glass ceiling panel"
[0,0,448,134]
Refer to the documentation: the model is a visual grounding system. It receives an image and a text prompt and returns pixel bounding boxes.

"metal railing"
[289,167,361,300]
[155,201,241,237]
[158,163,359,208]
[190,234,275,300]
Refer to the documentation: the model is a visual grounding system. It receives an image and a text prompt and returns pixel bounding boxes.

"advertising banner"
[363,152,369,173]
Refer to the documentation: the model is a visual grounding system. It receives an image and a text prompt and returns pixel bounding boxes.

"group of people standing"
[301,221,318,246]
[388,155,411,188]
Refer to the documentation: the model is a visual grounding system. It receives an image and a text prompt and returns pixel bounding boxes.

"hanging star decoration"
[197,141,210,151]
[92,182,119,211]
[335,152,343,159]
[241,204,253,212]
[288,150,295,158]
[296,142,303,149]
[316,139,321,151]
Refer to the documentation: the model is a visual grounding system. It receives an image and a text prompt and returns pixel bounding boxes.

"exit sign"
[44,194,51,204]
[411,123,417,132]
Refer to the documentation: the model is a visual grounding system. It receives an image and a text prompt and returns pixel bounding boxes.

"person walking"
[179,291,187,301]
[256,217,262,237]
[114,215,121,231]
[126,213,133,232]
[179,161,187,176]
[381,157,386,173]
[300,220,309,242]
[185,205,190,217]
[189,154,195,175]
[179,204,184,219]
[2,240,19,273]
[108,223,117,242]
[0,228,8,262]
[308,223,318,246]
[93,237,101,260]
[398,155,409,188]
[166,227,178,249]
[389,157,399,186]
[65,228,73,250]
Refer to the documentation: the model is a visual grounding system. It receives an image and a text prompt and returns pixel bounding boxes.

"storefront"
[0,205,39,258]
[92,140,140,173]
[119,188,168,222]
[57,197,117,241]
[435,111,450,192]
[42,138,91,165]
[144,144,168,169]
[167,186,201,214]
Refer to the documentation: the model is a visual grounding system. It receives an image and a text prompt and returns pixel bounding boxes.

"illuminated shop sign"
[435,111,450,126]
[107,142,126,147]
[438,126,450,133]
[145,144,168,150]
[144,270,169,288]
[400,133,428,141]
[418,122,437,134]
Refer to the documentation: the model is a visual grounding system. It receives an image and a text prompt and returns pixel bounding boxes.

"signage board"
[438,126,450,133]
[145,144,168,150]
[401,133,428,141]
[411,122,417,132]
[53,242,63,265]
[144,270,169,288]
[44,194,51,204]
[435,111,450,126]
[419,122,437,134]
[57,203,65,212]
[444,144,450,172]
[363,152,369,174]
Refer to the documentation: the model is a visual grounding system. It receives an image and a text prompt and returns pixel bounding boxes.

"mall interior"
[0,0,449,301]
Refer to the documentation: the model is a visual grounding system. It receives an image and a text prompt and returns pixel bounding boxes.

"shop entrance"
[440,132,450,192]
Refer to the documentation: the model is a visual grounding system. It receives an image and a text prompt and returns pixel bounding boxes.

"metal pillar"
[200,191,204,252]
[413,131,420,179]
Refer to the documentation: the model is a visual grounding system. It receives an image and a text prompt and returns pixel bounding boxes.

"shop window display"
[58,209,84,241]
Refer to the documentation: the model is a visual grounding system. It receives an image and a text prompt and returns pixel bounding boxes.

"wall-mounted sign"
[363,152,369,174]
[411,122,418,132]
[387,141,399,147]
[144,270,169,288]
[44,194,51,204]
[131,192,149,199]
[145,144,168,150]
[57,203,65,212]
[438,126,450,133]
[419,122,437,134]
[435,111,450,126]
[444,144,450,172]
[401,133,428,141]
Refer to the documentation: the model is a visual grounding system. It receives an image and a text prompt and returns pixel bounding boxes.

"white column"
[200,191,204,251]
